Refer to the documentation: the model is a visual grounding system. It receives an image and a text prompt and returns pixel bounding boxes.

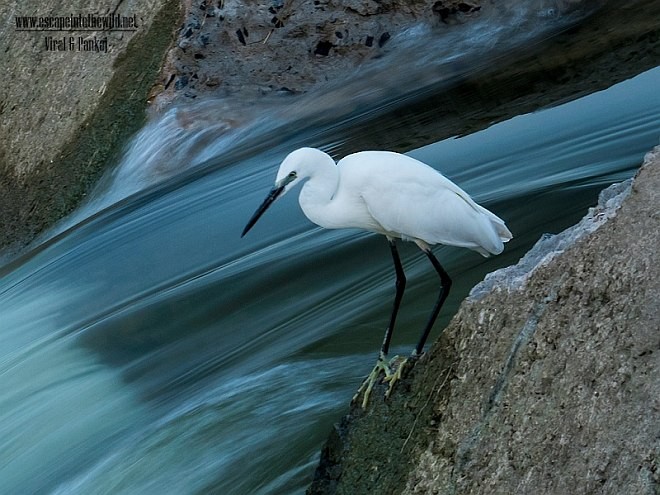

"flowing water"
[1,5,659,494]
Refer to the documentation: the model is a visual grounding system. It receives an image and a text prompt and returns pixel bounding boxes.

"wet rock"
[154,0,459,106]
[157,0,659,113]
[432,0,481,23]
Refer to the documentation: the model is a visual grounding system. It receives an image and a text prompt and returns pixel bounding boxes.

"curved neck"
[298,151,340,229]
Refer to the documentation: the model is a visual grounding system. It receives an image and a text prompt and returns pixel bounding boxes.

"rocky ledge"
[308,147,660,494]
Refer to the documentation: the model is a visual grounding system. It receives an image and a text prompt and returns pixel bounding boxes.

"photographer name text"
[45,35,108,53]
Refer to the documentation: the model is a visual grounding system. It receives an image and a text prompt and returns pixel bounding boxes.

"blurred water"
[1,8,659,495]
[48,0,598,232]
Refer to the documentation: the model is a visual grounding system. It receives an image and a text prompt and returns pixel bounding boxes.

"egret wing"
[361,173,507,256]
[338,151,511,254]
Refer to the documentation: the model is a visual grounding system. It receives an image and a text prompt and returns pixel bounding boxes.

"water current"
[1,5,659,494]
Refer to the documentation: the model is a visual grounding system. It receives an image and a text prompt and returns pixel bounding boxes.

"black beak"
[241,184,285,237]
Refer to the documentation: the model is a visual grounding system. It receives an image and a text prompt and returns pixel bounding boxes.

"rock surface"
[152,0,479,105]
[308,147,660,494]
[0,0,182,254]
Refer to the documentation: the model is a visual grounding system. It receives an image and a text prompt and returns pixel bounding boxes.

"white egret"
[242,147,512,407]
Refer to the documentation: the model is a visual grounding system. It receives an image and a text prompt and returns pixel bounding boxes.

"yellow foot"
[383,355,415,399]
[352,352,398,409]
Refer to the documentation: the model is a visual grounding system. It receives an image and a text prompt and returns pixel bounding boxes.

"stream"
[1,5,659,494]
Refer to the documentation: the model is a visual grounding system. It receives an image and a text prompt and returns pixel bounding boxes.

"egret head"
[274,159,303,196]
[241,149,313,237]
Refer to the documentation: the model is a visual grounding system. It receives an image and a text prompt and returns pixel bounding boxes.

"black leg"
[414,248,452,356]
[380,239,407,356]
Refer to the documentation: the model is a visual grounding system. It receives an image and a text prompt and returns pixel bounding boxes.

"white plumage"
[242,147,512,407]
[274,148,511,254]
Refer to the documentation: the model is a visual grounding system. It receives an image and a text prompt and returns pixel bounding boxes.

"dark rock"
[235,29,246,45]
[174,75,189,89]
[308,411,375,495]
[276,86,295,94]
[432,1,451,22]
[432,0,480,23]
[378,31,390,47]
[314,40,333,56]
[365,35,374,47]
[163,74,175,89]
[459,2,479,12]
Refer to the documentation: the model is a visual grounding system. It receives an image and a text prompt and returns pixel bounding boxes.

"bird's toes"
[384,367,403,399]
[383,355,418,399]
[352,355,398,409]
[383,355,408,381]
